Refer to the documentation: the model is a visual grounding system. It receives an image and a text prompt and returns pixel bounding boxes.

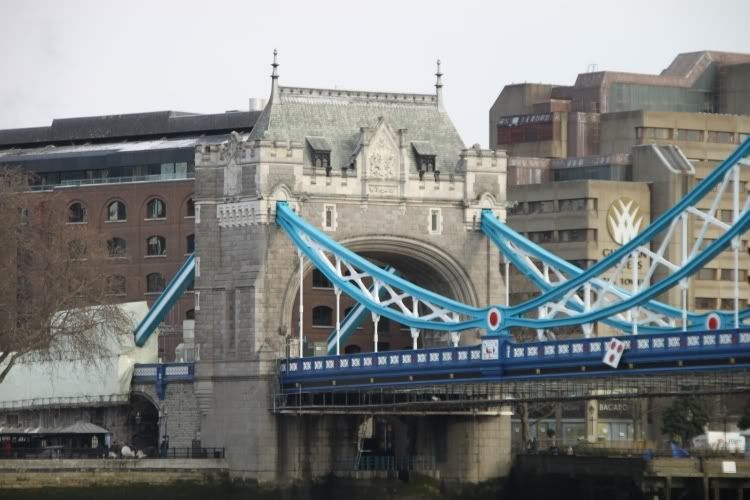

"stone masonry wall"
[132,382,200,449]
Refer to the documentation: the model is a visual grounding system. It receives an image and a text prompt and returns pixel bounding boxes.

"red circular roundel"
[706,313,721,331]
[487,308,502,330]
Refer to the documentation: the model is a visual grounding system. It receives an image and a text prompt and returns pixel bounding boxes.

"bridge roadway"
[276,328,750,413]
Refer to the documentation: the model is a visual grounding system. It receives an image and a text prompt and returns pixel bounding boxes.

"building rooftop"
[249,82,466,174]
[0,110,260,148]
[0,134,234,172]
[496,51,750,118]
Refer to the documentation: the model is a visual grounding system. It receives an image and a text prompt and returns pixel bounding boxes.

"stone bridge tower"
[192,54,511,482]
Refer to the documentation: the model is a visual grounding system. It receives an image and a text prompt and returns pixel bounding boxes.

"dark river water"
[0,479,504,500]
[0,474,660,499]
[0,477,516,500]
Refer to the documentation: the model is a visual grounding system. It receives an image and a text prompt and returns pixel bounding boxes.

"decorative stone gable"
[368,136,396,180]
[364,120,400,182]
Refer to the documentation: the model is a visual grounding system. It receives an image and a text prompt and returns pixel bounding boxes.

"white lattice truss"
[521,159,750,334]
[298,232,468,334]
[505,239,677,340]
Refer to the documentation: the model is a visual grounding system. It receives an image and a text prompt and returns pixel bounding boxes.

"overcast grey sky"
[1,0,749,147]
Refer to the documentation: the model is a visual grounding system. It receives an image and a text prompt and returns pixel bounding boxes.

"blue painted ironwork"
[278,139,750,338]
[497,137,750,330]
[132,363,195,382]
[277,202,498,334]
[280,328,750,391]
[481,211,722,332]
[132,363,195,400]
[133,254,195,346]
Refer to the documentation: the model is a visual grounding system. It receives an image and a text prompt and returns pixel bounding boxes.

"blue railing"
[282,344,486,378]
[280,328,750,389]
[132,363,195,382]
[133,363,194,400]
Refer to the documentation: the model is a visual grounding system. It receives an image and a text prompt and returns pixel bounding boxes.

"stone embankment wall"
[0,458,227,488]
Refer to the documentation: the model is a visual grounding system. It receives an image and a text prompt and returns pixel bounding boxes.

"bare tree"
[0,168,129,383]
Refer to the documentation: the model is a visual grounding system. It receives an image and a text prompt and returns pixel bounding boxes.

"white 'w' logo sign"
[607,198,643,245]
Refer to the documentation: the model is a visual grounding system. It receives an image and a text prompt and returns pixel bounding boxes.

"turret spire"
[270,49,280,103]
[435,59,444,112]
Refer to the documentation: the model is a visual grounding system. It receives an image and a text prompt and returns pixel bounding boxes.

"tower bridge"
[130,53,750,483]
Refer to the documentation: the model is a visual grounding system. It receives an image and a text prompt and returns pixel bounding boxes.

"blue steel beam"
[280,141,750,336]
[502,212,750,330]
[504,137,750,321]
[481,211,729,332]
[133,254,195,346]
[277,202,497,333]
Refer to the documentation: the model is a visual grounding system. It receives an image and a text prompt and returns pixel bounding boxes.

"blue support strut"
[133,254,195,346]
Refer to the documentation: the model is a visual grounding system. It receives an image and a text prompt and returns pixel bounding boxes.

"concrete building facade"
[492,50,750,447]
[490,50,750,156]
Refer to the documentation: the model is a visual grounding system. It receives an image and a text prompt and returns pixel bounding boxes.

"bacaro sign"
[598,401,631,419]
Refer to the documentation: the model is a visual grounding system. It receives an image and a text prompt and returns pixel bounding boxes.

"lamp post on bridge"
[159,407,169,457]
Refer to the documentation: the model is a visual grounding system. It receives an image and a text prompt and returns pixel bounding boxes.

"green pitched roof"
[250,86,465,174]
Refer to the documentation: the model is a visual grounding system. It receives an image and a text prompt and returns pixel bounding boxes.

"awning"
[57,421,110,434]
[0,421,110,435]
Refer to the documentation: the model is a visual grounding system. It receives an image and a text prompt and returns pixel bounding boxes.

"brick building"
[0,110,259,360]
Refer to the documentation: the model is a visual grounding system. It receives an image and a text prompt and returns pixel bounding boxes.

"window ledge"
[145,291,164,296]
[66,221,88,225]
[144,217,167,222]
[105,219,128,224]
[144,254,167,259]
[312,325,334,329]
[184,216,195,219]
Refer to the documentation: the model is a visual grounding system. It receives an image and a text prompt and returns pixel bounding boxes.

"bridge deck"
[276,328,750,413]
[274,369,750,414]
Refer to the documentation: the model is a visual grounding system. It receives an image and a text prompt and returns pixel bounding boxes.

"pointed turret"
[270,49,280,103]
[435,59,444,112]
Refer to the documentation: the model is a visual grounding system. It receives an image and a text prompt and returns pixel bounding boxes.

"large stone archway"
[278,234,482,352]
[127,392,160,452]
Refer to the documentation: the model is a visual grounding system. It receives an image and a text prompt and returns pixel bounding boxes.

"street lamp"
[159,408,170,458]
[160,408,169,440]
